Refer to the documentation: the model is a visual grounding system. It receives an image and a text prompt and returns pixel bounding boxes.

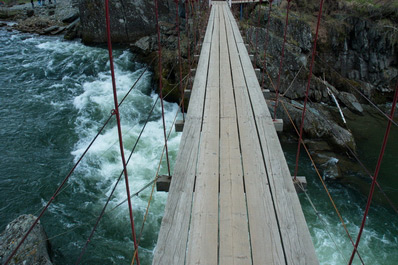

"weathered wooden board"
[224,4,286,265]
[237,41,319,265]
[186,4,220,265]
[229,6,319,264]
[219,6,252,264]
[152,6,216,265]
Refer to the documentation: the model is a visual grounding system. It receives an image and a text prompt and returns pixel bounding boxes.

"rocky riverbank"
[0,0,80,39]
[2,0,397,180]
[238,0,397,180]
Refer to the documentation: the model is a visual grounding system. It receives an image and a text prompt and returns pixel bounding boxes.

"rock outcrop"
[240,1,397,179]
[245,3,397,104]
[78,0,176,44]
[1,0,80,37]
[273,99,356,152]
[0,215,52,265]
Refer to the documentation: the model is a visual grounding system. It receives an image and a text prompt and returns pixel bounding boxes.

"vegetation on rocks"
[240,0,397,180]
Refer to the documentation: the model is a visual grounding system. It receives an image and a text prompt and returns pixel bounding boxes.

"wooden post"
[292,176,307,193]
[273,119,283,132]
[262,89,270,99]
[157,175,171,192]
[175,120,184,132]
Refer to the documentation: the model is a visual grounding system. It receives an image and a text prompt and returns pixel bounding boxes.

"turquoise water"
[0,27,397,264]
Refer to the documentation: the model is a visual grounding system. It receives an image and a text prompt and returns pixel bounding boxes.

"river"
[0,27,396,264]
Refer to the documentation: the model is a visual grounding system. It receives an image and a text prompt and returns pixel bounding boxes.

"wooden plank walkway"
[153,2,318,264]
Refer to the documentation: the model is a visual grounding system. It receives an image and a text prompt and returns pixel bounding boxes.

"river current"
[0,27,396,264]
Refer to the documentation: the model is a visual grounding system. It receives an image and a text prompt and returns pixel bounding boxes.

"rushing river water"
[0,27,397,265]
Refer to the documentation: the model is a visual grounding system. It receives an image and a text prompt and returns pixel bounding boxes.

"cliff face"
[245,2,397,103]
[79,0,176,44]
[324,16,397,97]
[241,1,397,179]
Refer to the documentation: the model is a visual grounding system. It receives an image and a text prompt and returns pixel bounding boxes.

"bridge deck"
[153,2,318,264]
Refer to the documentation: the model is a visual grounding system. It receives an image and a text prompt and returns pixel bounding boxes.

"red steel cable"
[348,81,398,264]
[154,0,172,177]
[104,1,140,264]
[175,0,185,121]
[186,0,191,70]
[75,96,161,265]
[3,116,113,265]
[3,53,154,265]
[261,0,273,88]
[305,97,398,215]
[254,0,263,66]
[273,0,291,120]
[193,0,198,65]
[186,1,192,90]
[293,0,324,180]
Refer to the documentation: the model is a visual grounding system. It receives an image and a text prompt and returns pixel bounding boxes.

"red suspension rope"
[193,0,198,61]
[175,0,185,121]
[154,0,172,177]
[273,0,291,120]
[348,81,398,264]
[2,55,155,265]
[293,0,324,180]
[186,0,191,72]
[104,1,140,264]
[3,115,113,265]
[254,0,263,66]
[261,0,273,89]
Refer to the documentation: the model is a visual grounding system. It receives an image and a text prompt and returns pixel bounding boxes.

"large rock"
[79,0,176,44]
[273,99,356,152]
[0,215,52,265]
[62,11,80,23]
[337,91,364,114]
[130,35,156,55]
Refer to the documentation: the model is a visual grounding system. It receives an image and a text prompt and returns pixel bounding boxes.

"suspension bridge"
[153,2,317,264]
[3,0,398,264]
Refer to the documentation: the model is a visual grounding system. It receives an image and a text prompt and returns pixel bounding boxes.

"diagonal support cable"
[349,80,398,264]
[104,1,140,264]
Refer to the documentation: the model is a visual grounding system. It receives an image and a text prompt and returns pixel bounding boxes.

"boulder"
[0,215,52,265]
[130,35,155,55]
[62,11,79,23]
[272,99,356,152]
[338,91,364,114]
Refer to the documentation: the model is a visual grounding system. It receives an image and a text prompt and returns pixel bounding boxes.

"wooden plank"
[219,5,252,264]
[224,4,244,44]
[203,5,216,44]
[229,5,319,263]
[186,4,220,265]
[224,5,286,265]
[188,6,215,118]
[152,6,216,265]
[237,41,319,265]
